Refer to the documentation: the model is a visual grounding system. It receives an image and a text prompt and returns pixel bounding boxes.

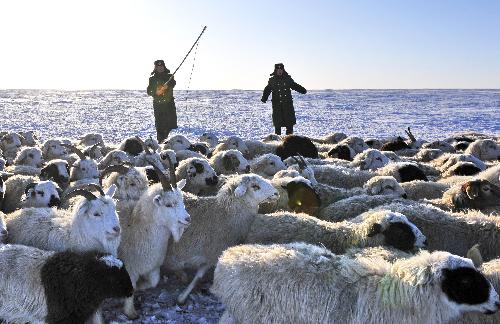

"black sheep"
[275,135,319,160]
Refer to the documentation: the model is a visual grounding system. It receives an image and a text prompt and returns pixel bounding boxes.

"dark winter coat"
[147,71,178,130]
[262,73,307,127]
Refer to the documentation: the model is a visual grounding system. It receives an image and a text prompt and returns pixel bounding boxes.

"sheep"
[163,134,192,151]
[400,180,450,200]
[76,133,104,148]
[351,148,390,170]
[118,136,144,156]
[365,138,384,150]
[212,135,250,158]
[327,143,355,160]
[458,258,500,324]
[0,244,133,324]
[39,159,70,189]
[311,132,347,144]
[465,139,500,161]
[101,165,148,201]
[380,136,411,152]
[339,136,369,154]
[0,132,23,164]
[281,155,319,185]
[175,157,219,195]
[442,161,483,177]
[174,148,206,162]
[209,149,250,175]
[413,148,445,162]
[19,130,39,147]
[144,136,160,152]
[6,184,121,256]
[433,153,487,176]
[246,209,426,254]
[118,163,190,319]
[41,139,70,161]
[422,140,456,153]
[63,144,99,184]
[311,164,376,188]
[212,243,499,324]
[262,133,282,142]
[275,135,319,160]
[2,175,62,213]
[367,203,500,261]
[249,153,286,177]
[376,161,429,182]
[244,139,279,159]
[439,179,500,212]
[188,141,211,156]
[162,173,279,304]
[477,164,500,186]
[199,131,219,148]
[12,146,44,168]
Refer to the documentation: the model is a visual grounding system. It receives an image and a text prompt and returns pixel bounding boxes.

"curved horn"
[61,144,86,160]
[163,154,177,187]
[99,164,130,186]
[24,182,38,195]
[63,189,98,202]
[405,127,416,143]
[134,136,152,155]
[147,160,172,191]
[291,155,307,170]
[297,154,307,169]
[82,183,106,196]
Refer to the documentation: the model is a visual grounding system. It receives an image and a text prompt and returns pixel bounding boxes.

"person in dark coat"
[147,59,178,143]
[261,63,307,135]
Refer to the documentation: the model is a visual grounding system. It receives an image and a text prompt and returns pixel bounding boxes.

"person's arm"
[166,75,176,88]
[289,77,307,94]
[147,77,155,97]
[261,80,272,103]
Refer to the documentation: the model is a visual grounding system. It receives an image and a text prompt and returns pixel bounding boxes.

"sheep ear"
[367,223,382,237]
[177,178,186,190]
[234,183,247,197]
[106,184,117,198]
[153,194,162,207]
[465,183,479,199]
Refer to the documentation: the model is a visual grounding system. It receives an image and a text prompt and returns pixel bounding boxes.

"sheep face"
[251,154,286,177]
[74,186,121,246]
[340,136,368,154]
[164,135,191,151]
[22,180,62,208]
[83,145,104,161]
[285,180,320,215]
[364,176,407,198]
[152,180,190,243]
[13,147,44,167]
[98,150,130,170]
[199,132,219,147]
[353,149,390,170]
[160,150,178,169]
[466,139,500,161]
[328,144,354,161]
[455,179,500,209]
[113,169,149,200]
[70,159,99,182]
[0,132,23,153]
[120,137,143,156]
[415,149,444,162]
[40,160,70,188]
[78,133,103,147]
[177,158,218,193]
[0,212,7,244]
[212,150,250,175]
[228,174,279,206]
[366,211,427,252]
[188,143,210,156]
[42,140,68,160]
[433,253,499,314]
[144,137,160,152]
[224,136,250,157]
[365,138,383,150]
[321,132,347,144]
[381,151,402,162]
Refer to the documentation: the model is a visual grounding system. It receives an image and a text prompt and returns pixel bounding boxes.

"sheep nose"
[49,196,61,207]
[402,193,408,199]
[245,165,251,172]
[113,226,121,234]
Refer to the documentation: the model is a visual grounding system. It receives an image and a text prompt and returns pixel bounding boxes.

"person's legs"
[285,125,293,135]
[275,126,282,135]
[153,103,169,143]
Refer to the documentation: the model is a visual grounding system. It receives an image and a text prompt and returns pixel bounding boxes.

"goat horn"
[61,144,86,160]
[405,127,416,143]
[297,154,307,169]
[24,182,38,195]
[147,160,172,191]
[99,164,130,186]
[63,189,98,202]
[135,136,152,155]
[163,154,177,187]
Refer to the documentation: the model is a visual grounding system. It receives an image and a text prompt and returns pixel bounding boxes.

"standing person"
[261,63,307,135]
[147,59,177,143]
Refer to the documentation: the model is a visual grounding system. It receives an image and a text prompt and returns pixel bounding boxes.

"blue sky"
[0,0,499,89]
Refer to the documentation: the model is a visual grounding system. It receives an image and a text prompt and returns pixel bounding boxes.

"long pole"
[163,26,207,87]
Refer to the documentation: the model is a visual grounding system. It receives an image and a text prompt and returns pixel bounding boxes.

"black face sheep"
[0,244,133,324]
[209,149,250,175]
[175,157,219,195]
[365,138,384,150]
[275,135,319,160]
[380,136,410,152]
[327,143,355,160]
[442,179,500,211]
[246,210,426,254]
[163,173,279,304]
[212,243,500,324]
[39,159,70,189]
[118,136,144,156]
[377,162,428,182]
[2,176,62,213]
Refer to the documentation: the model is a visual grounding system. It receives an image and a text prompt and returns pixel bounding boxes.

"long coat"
[262,74,307,127]
[147,71,178,130]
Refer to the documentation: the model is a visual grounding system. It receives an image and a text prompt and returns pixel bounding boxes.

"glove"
[261,98,267,103]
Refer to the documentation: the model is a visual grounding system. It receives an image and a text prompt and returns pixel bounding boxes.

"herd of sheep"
[0,128,499,323]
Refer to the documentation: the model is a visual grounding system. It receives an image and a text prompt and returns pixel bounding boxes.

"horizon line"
[1,88,500,91]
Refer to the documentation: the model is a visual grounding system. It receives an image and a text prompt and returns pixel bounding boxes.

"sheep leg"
[177,264,210,304]
[123,274,139,319]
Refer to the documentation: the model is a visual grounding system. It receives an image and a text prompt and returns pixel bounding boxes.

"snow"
[1,89,499,322]
[1,89,499,143]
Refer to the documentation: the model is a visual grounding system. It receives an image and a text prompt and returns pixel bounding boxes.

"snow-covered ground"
[1,89,499,323]
[1,89,499,143]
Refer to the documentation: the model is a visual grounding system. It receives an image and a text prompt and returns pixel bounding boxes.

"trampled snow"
[1,89,499,142]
